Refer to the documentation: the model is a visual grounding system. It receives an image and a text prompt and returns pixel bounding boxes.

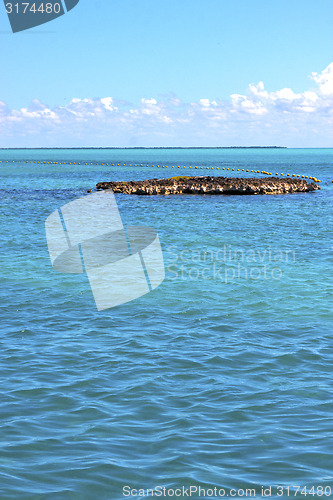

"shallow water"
[0,148,332,499]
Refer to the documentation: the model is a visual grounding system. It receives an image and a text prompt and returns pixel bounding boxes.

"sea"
[0,148,332,500]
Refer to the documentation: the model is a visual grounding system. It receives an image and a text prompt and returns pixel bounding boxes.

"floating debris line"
[0,159,322,183]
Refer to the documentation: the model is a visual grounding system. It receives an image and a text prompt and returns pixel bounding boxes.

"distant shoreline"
[0,146,287,150]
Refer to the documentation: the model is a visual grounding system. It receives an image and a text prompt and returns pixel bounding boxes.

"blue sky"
[0,0,332,147]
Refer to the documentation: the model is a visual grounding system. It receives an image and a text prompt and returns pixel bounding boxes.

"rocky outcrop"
[96,176,320,195]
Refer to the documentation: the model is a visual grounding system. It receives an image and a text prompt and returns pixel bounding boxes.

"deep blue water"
[0,148,332,499]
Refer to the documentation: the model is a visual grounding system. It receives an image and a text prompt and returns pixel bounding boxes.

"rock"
[96,176,320,196]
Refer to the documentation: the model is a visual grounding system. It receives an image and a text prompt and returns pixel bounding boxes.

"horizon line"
[1,146,332,150]
[1,146,288,150]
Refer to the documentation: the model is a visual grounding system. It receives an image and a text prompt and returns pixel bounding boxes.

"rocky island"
[96,176,320,195]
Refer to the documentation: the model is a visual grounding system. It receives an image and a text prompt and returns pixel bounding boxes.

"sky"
[0,0,332,147]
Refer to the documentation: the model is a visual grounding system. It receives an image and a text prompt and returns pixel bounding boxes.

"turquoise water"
[0,148,332,499]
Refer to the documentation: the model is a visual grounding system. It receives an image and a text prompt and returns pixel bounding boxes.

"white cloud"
[230,89,268,115]
[100,97,116,111]
[311,63,333,95]
[274,88,298,101]
[141,98,157,105]
[0,63,332,147]
[199,99,210,107]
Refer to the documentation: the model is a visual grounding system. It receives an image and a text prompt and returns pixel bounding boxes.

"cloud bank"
[1,64,332,147]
